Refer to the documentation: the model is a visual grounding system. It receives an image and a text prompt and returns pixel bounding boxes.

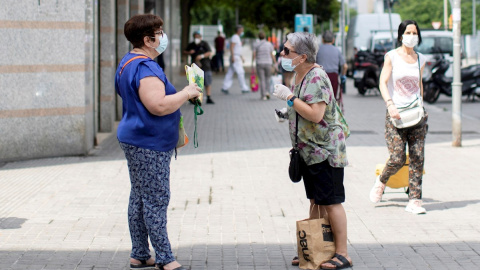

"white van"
[346,13,401,73]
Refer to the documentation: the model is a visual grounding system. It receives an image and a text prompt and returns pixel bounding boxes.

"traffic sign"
[295,14,313,33]
[432,21,442,29]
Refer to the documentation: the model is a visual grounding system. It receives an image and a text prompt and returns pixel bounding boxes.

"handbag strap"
[416,52,422,98]
[294,67,316,148]
[119,55,148,75]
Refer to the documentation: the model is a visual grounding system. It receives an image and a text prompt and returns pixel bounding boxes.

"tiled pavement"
[1,72,479,270]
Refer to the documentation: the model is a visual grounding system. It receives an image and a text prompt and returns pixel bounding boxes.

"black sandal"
[130,259,156,269]
[320,253,352,269]
[292,256,299,266]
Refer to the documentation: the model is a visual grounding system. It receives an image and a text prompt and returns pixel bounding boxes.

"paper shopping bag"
[296,215,335,269]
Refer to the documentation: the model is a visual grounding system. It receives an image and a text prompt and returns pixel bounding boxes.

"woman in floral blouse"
[273,32,351,269]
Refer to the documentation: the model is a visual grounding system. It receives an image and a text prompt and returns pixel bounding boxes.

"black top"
[185,40,212,71]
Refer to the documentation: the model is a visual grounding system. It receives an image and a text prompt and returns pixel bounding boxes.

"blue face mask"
[240,32,244,37]
[281,55,300,72]
[155,33,168,54]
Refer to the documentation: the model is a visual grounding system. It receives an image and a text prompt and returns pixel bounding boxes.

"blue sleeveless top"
[115,53,180,151]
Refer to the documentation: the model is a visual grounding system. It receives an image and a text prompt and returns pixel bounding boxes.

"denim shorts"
[204,70,212,87]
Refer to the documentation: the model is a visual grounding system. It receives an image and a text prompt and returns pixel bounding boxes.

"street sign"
[432,21,442,29]
[295,14,313,33]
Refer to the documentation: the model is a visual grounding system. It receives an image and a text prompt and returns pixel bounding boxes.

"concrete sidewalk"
[1,72,480,270]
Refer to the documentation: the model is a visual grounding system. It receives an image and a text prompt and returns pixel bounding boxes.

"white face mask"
[155,33,168,54]
[281,55,301,72]
[194,38,201,44]
[402,34,418,48]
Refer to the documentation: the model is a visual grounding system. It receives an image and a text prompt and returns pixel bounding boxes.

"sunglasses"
[283,46,298,56]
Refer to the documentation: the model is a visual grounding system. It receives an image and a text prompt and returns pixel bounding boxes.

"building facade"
[0,0,181,162]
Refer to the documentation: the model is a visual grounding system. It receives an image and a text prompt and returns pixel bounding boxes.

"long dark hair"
[397,20,422,46]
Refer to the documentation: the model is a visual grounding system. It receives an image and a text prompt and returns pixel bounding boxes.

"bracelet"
[387,103,394,109]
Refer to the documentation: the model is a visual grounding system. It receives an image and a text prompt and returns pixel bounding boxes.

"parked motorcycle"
[353,50,384,95]
[423,54,480,103]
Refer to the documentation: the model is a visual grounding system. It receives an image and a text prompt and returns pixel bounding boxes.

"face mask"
[281,55,301,72]
[240,32,244,37]
[402,34,418,48]
[155,33,168,54]
[194,38,201,44]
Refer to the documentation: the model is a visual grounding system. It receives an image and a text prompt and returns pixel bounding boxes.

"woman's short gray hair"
[286,32,318,63]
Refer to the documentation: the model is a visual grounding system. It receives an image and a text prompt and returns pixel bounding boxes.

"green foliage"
[189,0,340,36]
[394,0,479,34]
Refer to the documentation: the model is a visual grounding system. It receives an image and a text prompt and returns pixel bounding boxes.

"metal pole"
[445,0,448,30]
[346,1,350,26]
[235,0,239,26]
[452,0,462,147]
[302,0,306,14]
[341,0,345,58]
[387,0,395,46]
[473,0,476,35]
[474,0,477,64]
[472,0,478,64]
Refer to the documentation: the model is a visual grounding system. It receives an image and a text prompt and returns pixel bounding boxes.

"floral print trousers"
[380,110,428,200]
[119,142,175,265]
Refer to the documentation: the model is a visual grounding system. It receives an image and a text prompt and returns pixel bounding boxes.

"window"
[417,36,453,55]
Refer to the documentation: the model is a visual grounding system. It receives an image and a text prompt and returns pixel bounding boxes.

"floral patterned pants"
[119,142,175,265]
[380,110,428,200]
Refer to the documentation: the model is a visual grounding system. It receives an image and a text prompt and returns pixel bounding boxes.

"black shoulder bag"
[288,68,314,183]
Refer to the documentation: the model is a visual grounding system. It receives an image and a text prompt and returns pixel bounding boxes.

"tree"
[394,0,479,34]
[180,0,341,64]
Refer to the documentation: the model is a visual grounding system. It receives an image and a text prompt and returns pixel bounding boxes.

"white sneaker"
[405,199,427,214]
[369,176,386,203]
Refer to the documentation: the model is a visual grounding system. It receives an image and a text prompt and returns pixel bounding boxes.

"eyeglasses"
[283,46,298,56]
[150,30,164,40]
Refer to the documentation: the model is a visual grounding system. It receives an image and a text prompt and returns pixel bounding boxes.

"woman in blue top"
[115,14,200,270]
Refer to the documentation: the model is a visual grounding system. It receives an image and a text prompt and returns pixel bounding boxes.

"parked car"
[416,30,454,80]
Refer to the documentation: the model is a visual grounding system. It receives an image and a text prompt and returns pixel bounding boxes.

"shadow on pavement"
[0,241,478,269]
[0,217,27,229]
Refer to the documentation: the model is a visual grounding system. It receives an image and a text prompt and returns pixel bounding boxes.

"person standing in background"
[277,33,294,88]
[221,25,250,94]
[252,31,277,100]
[316,31,348,111]
[184,31,215,104]
[214,30,225,72]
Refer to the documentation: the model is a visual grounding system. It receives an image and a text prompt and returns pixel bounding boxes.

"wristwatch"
[287,96,297,107]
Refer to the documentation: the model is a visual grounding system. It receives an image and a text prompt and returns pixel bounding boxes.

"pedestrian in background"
[221,25,250,94]
[273,32,352,270]
[184,31,215,104]
[316,30,348,111]
[369,20,428,215]
[214,30,225,72]
[115,14,200,270]
[277,34,295,88]
[252,31,277,100]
